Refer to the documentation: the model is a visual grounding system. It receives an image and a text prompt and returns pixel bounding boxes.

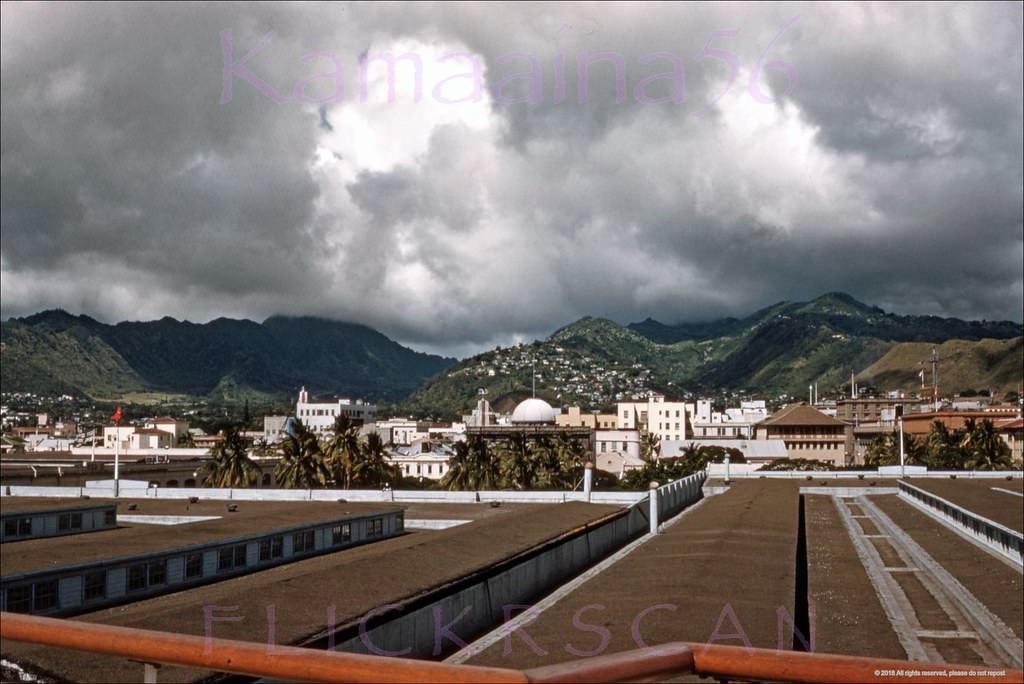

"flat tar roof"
[1,498,402,576]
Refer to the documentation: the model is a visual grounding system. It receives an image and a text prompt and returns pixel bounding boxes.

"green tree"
[924,421,963,469]
[501,431,539,490]
[441,440,474,491]
[204,427,259,488]
[441,436,503,491]
[961,418,1012,470]
[639,430,661,463]
[324,415,362,488]
[275,419,328,488]
[353,432,401,487]
[864,430,924,468]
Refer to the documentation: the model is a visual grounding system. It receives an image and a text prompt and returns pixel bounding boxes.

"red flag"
[111,406,122,423]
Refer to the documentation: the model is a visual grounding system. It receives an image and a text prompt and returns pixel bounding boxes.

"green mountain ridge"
[3,294,1021,412]
[400,294,1023,417]
[1,311,456,402]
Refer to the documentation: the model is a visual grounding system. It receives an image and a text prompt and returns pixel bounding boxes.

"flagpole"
[111,407,122,497]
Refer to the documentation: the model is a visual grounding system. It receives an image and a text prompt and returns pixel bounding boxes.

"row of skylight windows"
[2,520,378,614]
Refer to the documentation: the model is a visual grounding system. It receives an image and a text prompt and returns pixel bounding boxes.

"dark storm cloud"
[1,2,1021,357]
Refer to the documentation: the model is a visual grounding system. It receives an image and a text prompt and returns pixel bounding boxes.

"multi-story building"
[295,386,377,435]
[835,398,929,425]
[754,403,852,466]
[594,429,642,461]
[617,393,687,441]
[556,406,618,430]
[387,443,454,480]
[689,400,768,439]
[263,416,289,444]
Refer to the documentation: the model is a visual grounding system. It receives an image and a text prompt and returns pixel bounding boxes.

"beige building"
[835,398,929,425]
[556,406,618,430]
[617,394,687,441]
[755,403,853,467]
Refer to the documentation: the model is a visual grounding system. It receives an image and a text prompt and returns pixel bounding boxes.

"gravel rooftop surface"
[1,501,621,683]
[897,478,1024,533]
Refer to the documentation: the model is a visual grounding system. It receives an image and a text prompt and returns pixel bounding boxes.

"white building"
[263,415,289,444]
[387,443,454,480]
[103,426,136,451]
[462,398,496,427]
[660,438,788,465]
[689,400,768,439]
[129,428,173,450]
[295,386,378,435]
[595,451,646,478]
[149,417,189,444]
[617,393,687,441]
[595,429,642,461]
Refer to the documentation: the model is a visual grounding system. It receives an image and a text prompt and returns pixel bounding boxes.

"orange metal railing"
[2,612,1021,683]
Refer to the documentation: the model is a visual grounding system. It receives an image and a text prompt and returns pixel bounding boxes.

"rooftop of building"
[1,498,401,577]
[759,403,847,427]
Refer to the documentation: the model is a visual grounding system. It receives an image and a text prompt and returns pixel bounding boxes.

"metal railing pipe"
[524,642,693,683]
[688,642,1023,683]
[0,612,527,684]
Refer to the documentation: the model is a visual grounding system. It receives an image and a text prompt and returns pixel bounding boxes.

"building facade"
[617,394,687,441]
[754,403,853,466]
[295,386,378,435]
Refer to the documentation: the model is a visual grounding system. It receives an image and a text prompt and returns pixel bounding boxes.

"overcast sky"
[2,2,1021,357]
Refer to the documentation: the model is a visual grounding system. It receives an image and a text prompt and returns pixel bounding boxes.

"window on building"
[218,545,247,572]
[18,518,31,536]
[293,530,315,554]
[259,537,284,561]
[6,585,32,613]
[104,509,117,526]
[185,553,203,579]
[33,580,58,611]
[58,512,83,531]
[148,561,166,586]
[332,524,351,545]
[367,518,384,538]
[127,564,147,592]
[83,571,106,601]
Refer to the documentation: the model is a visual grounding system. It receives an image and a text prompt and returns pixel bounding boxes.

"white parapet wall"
[1,484,646,506]
[897,480,1023,566]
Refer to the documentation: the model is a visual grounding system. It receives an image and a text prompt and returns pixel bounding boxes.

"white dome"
[511,398,557,424]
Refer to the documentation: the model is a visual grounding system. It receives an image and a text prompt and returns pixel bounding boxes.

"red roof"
[760,403,846,427]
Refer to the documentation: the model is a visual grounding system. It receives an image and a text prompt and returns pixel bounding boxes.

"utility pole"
[896,404,905,477]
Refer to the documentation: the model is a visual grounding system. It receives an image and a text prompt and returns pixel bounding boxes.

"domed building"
[511,398,558,424]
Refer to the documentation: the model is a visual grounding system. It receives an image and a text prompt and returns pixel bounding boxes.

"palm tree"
[441,440,474,491]
[961,418,1012,470]
[640,430,661,464]
[275,418,328,488]
[924,421,962,469]
[441,436,502,491]
[501,431,539,490]
[353,432,401,487]
[324,415,362,488]
[864,434,897,467]
[204,427,259,488]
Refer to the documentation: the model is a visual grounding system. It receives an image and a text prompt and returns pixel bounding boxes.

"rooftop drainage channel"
[793,494,811,652]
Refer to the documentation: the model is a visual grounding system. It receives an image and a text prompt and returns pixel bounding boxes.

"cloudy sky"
[2,2,1021,357]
